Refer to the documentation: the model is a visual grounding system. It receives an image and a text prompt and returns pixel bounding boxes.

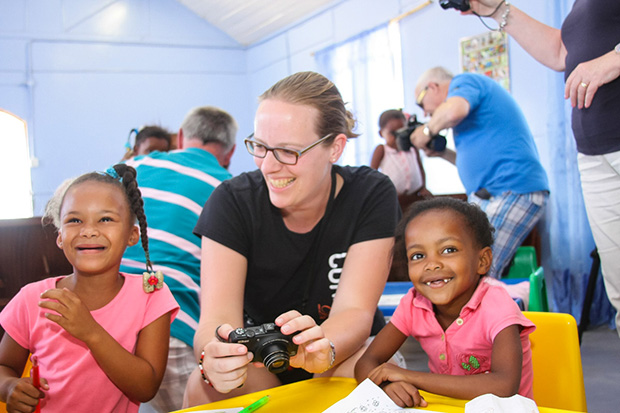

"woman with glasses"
[183,71,400,406]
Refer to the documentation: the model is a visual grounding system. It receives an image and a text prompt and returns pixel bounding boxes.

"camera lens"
[259,343,290,374]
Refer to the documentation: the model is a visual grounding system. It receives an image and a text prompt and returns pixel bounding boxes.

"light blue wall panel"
[0,40,27,71]
[31,70,251,211]
[147,0,239,47]
[31,42,245,73]
[246,34,289,74]
[331,0,398,43]
[287,12,333,55]
[0,83,29,121]
[0,0,27,33]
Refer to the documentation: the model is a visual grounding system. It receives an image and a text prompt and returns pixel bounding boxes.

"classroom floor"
[399,324,619,413]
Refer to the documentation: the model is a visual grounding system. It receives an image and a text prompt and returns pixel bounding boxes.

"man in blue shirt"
[410,66,549,279]
[122,106,237,412]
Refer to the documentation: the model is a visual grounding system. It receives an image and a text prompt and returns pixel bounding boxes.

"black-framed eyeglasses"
[244,133,334,165]
[416,86,429,109]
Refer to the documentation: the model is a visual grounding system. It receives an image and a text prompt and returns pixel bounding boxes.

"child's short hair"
[393,198,495,273]
[135,126,172,149]
[43,164,154,271]
[378,109,406,129]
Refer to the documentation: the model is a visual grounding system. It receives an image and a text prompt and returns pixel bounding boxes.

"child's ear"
[128,225,140,247]
[477,246,493,275]
[56,231,64,249]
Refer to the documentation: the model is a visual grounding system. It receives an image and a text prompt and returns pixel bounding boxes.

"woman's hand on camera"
[276,310,333,373]
[201,324,254,393]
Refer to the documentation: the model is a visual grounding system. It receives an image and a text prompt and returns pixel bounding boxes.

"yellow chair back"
[524,311,587,412]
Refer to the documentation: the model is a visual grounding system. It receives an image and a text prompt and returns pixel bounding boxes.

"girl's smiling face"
[57,181,139,277]
[405,209,492,315]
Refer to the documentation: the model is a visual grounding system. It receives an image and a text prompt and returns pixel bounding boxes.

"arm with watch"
[409,95,471,164]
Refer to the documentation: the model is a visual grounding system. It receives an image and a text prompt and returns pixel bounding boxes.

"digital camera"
[394,114,447,153]
[228,323,298,374]
[439,0,470,11]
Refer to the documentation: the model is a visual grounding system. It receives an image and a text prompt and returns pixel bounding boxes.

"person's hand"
[5,376,49,413]
[381,381,427,408]
[410,126,430,151]
[464,0,505,17]
[200,324,254,393]
[565,52,620,109]
[39,288,102,343]
[368,363,427,407]
[276,310,333,374]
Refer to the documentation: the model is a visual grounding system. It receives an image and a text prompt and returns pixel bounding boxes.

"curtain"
[315,22,404,167]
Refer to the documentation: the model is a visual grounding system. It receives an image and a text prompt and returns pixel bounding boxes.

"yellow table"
[174,377,585,413]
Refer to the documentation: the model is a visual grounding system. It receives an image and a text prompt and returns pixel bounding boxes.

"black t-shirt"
[561,0,620,155]
[194,165,399,330]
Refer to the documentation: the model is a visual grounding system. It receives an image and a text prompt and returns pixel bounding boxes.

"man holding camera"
[409,66,549,279]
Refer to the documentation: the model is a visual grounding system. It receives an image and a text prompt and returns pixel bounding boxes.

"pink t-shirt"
[0,273,179,413]
[390,277,535,398]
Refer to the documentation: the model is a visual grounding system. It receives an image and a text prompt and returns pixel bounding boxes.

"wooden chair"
[523,311,587,412]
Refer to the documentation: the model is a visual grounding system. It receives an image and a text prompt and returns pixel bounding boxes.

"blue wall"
[0,0,252,214]
[1,0,555,215]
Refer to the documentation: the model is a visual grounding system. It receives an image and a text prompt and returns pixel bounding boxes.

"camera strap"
[299,167,338,315]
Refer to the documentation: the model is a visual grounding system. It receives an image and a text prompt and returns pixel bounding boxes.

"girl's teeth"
[425,278,452,286]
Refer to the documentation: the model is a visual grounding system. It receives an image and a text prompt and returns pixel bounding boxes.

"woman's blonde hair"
[259,71,358,141]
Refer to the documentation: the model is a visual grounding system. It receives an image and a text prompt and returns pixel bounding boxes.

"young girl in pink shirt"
[355,197,535,408]
[0,164,179,413]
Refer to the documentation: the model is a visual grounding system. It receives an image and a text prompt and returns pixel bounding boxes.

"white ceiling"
[175,0,339,46]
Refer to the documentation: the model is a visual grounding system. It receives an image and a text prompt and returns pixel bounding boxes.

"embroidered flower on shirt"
[458,354,488,374]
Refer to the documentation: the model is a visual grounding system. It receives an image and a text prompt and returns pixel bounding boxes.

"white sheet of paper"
[322,378,443,412]
[465,393,539,413]
[183,408,242,413]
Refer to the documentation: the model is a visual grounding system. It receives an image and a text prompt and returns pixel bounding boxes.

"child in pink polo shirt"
[0,164,179,412]
[355,197,535,408]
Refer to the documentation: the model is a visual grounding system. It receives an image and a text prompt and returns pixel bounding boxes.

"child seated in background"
[370,109,431,213]
[355,197,535,408]
[0,164,179,412]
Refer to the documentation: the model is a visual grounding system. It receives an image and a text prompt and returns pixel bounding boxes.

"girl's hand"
[201,324,254,393]
[565,52,620,109]
[6,377,49,413]
[381,381,427,408]
[275,310,333,374]
[368,363,410,386]
[39,288,101,343]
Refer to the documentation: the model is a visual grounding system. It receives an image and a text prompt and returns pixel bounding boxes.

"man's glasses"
[416,86,429,109]
[244,133,334,165]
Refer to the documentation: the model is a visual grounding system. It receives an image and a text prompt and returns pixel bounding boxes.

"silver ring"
[580,82,588,88]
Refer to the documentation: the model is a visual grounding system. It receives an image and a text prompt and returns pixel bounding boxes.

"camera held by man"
[395,114,447,153]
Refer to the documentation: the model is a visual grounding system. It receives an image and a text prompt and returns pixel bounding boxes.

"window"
[0,110,33,219]
[316,22,405,167]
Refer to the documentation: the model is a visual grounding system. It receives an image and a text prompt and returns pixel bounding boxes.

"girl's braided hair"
[43,163,153,272]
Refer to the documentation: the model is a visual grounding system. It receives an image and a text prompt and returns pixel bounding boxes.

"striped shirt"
[121,148,232,346]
